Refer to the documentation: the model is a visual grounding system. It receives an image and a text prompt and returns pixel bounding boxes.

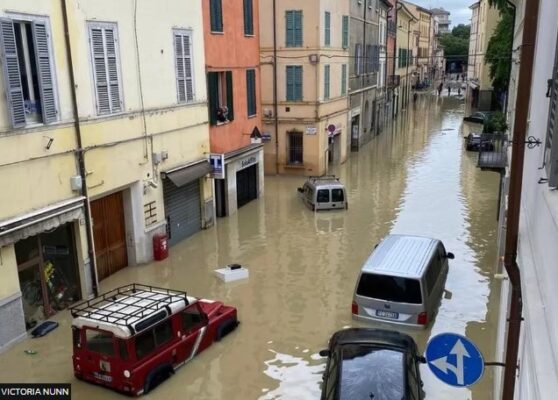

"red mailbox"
[153,233,169,261]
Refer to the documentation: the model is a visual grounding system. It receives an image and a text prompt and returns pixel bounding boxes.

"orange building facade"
[202,0,265,217]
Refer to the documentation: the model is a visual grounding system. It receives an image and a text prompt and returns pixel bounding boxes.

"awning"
[163,161,212,187]
[0,197,84,247]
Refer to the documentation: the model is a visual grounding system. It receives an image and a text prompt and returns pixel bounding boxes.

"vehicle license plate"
[376,310,399,319]
[93,372,113,382]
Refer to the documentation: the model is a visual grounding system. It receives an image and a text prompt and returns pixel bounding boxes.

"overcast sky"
[410,0,473,28]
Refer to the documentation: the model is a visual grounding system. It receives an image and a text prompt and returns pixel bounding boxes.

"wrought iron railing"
[478,133,508,172]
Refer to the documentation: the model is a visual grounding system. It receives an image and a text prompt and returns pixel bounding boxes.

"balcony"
[388,75,401,88]
[478,133,508,172]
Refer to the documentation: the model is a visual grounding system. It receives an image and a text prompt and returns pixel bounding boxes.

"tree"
[485,6,513,92]
[439,32,469,66]
[451,24,471,40]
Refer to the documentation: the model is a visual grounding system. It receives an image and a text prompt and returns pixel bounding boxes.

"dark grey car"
[319,328,425,400]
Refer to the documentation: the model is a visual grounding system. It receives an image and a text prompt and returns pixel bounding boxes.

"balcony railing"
[388,75,400,88]
[478,133,508,172]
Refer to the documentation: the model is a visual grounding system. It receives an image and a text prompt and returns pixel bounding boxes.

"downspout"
[501,0,540,398]
[503,1,517,115]
[61,0,98,296]
[272,0,279,174]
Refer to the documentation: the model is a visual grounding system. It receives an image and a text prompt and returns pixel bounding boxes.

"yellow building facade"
[259,0,349,176]
[0,0,212,349]
[395,2,417,115]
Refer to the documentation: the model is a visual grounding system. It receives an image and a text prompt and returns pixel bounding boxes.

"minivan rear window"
[317,189,330,203]
[332,189,344,202]
[356,273,422,304]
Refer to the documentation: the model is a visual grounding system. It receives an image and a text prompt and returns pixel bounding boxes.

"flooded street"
[0,93,502,400]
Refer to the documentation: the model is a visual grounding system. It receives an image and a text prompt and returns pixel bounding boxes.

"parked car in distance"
[463,111,493,124]
[319,328,426,400]
[352,234,454,328]
[297,175,348,211]
[70,284,238,396]
[465,133,495,151]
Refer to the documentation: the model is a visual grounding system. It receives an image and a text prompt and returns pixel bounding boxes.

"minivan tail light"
[352,301,358,315]
[418,312,428,325]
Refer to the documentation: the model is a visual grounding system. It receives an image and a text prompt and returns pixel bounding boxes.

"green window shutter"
[342,16,349,49]
[286,66,294,100]
[207,72,219,125]
[0,19,26,127]
[286,11,294,46]
[246,69,256,116]
[286,66,302,101]
[295,66,303,100]
[324,12,330,46]
[32,21,57,123]
[324,65,330,100]
[294,11,303,46]
[244,0,254,35]
[226,71,234,121]
[211,0,223,32]
[341,64,347,95]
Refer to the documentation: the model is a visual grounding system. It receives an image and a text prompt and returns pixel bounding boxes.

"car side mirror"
[446,252,455,259]
[416,355,426,364]
[319,349,330,357]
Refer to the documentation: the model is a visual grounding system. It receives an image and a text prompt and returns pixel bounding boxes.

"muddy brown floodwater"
[0,93,502,400]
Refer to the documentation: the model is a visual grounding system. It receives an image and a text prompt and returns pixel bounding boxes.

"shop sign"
[240,155,257,169]
[209,153,225,179]
[262,132,272,142]
[306,126,317,135]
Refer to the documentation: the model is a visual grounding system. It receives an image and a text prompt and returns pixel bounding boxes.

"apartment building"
[430,7,450,34]
[404,2,433,84]
[385,0,398,120]
[395,1,417,115]
[203,0,264,217]
[260,0,349,175]
[0,0,212,349]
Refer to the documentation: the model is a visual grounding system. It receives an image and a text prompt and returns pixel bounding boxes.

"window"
[174,30,194,103]
[182,304,207,332]
[288,130,303,164]
[210,0,223,32]
[324,350,339,399]
[243,0,254,35]
[342,16,349,49]
[317,189,330,203]
[207,71,234,125]
[341,64,347,95]
[246,69,257,117]
[286,66,303,101]
[119,340,129,360]
[355,44,362,75]
[86,329,114,356]
[135,320,173,360]
[88,22,122,115]
[324,12,331,46]
[544,33,558,187]
[379,20,386,45]
[365,45,373,73]
[332,189,344,202]
[324,65,330,100]
[356,273,422,304]
[285,10,303,47]
[0,18,57,127]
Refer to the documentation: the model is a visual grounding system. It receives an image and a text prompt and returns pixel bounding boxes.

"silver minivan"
[352,234,454,328]
[296,176,348,211]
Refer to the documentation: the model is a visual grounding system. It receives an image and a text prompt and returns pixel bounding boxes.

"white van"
[296,176,348,211]
[352,235,454,328]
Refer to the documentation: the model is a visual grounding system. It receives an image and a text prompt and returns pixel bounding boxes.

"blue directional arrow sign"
[426,333,484,387]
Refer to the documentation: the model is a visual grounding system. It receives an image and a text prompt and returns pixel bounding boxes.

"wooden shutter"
[207,72,219,125]
[342,16,349,49]
[0,19,26,127]
[295,66,303,100]
[211,0,223,32]
[286,11,294,46]
[545,35,558,186]
[105,29,121,112]
[244,0,254,35]
[90,25,121,115]
[286,66,294,100]
[32,21,57,123]
[341,64,347,95]
[174,31,194,103]
[324,65,330,100]
[246,69,256,116]
[226,71,234,121]
[324,12,330,46]
[294,11,303,46]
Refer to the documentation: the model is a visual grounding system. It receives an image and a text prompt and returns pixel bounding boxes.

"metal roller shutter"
[164,179,202,246]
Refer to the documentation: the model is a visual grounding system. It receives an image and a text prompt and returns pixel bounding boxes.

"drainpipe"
[501,0,540,398]
[61,0,98,297]
[503,1,517,115]
[272,0,279,175]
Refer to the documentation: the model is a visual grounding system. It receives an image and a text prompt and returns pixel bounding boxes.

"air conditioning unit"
[309,54,319,64]
[263,109,273,118]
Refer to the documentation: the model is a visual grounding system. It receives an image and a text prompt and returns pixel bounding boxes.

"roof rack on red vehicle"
[70,283,189,335]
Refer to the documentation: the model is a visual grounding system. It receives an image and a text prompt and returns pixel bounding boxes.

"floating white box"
[214,267,249,282]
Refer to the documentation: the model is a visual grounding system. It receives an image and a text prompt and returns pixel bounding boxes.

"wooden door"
[91,192,128,280]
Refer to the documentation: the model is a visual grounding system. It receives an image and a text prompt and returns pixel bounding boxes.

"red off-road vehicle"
[70,284,238,395]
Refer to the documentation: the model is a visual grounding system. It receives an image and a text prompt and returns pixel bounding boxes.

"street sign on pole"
[426,333,484,387]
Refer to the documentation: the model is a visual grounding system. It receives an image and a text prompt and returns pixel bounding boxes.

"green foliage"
[451,24,471,40]
[487,0,510,12]
[483,112,508,133]
[485,7,513,92]
[439,32,469,64]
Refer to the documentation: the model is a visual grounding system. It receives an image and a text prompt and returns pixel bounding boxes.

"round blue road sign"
[425,333,484,387]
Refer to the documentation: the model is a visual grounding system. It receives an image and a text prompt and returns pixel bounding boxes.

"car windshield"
[339,344,405,400]
[356,273,422,304]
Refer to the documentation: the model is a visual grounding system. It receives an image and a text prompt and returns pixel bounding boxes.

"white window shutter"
[104,29,121,112]
[32,21,57,123]
[0,19,26,127]
[174,31,194,103]
[91,27,110,114]
[183,35,193,102]
[90,24,121,115]
[174,34,186,102]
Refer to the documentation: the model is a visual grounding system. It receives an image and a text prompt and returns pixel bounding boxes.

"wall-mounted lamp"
[44,136,54,150]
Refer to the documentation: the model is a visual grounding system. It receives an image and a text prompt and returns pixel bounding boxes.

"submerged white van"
[352,234,454,328]
[296,176,348,211]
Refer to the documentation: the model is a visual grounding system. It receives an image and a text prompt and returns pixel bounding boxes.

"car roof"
[304,175,345,187]
[330,328,417,352]
[361,234,440,278]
